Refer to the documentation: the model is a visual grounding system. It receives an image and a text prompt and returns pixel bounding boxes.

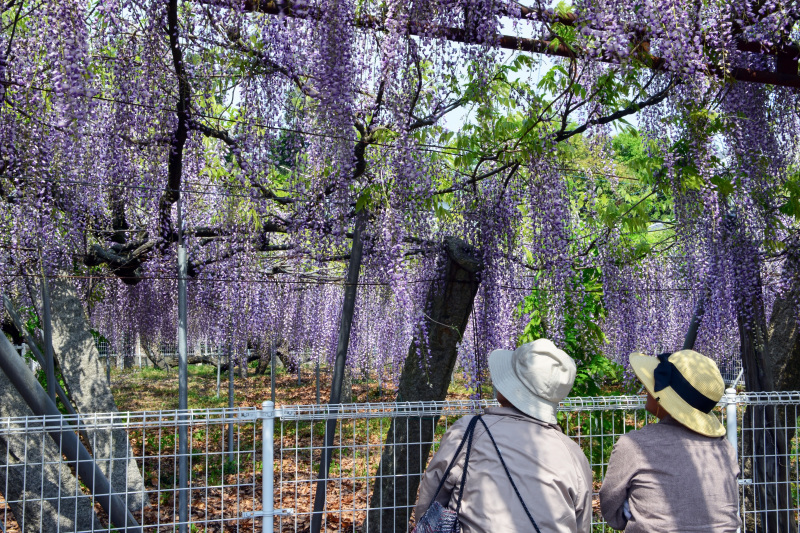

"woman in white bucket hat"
[414,339,593,533]
[599,350,740,532]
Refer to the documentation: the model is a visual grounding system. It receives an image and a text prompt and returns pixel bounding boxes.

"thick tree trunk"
[218,352,260,372]
[253,339,297,375]
[141,336,171,371]
[45,278,146,513]
[366,237,483,533]
[751,249,800,533]
[731,227,796,533]
[254,342,271,375]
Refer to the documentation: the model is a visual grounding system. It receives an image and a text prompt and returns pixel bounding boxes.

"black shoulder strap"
[476,417,542,533]
[428,415,480,509]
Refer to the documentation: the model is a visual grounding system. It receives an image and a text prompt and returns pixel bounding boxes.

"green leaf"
[355,191,370,212]
[709,175,734,195]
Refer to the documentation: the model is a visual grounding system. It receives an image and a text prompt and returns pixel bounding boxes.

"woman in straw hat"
[414,339,592,533]
[600,350,740,532]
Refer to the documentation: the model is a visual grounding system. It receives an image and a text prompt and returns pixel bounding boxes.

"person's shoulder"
[614,419,697,450]
[445,414,477,437]
[620,420,666,442]
[557,431,591,464]
[609,427,652,452]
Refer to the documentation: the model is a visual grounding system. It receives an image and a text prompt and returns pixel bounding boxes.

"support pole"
[298,350,303,386]
[216,350,221,398]
[228,345,234,463]
[311,211,367,533]
[0,333,142,532]
[725,388,738,456]
[270,343,276,404]
[262,401,275,533]
[177,192,189,533]
[315,361,320,405]
[40,273,56,402]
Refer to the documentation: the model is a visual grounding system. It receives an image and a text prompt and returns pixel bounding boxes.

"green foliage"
[518,268,622,396]
[778,168,800,222]
[558,409,649,482]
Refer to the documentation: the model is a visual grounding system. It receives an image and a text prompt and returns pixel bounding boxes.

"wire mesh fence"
[2,392,800,532]
[737,391,800,533]
[272,398,666,533]
[0,408,261,533]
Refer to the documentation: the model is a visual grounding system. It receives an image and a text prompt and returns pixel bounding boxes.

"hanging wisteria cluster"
[1,0,799,390]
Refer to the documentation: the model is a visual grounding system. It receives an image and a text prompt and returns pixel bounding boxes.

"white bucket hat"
[488,339,577,423]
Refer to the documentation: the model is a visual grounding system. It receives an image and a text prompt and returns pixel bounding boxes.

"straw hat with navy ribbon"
[629,350,726,437]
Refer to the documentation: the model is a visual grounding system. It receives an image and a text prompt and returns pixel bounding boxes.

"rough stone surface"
[0,367,101,532]
[46,278,146,512]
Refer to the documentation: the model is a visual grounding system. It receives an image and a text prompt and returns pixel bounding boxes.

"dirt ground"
[109,363,482,412]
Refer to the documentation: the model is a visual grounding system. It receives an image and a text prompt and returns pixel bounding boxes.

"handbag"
[413,415,541,533]
[413,415,480,533]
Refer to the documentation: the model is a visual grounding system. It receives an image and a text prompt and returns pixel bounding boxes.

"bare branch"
[434,162,516,195]
[554,77,676,143]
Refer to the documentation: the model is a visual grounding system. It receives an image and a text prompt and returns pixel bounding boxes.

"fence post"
[262,400,275,533]
[725,387,738,456]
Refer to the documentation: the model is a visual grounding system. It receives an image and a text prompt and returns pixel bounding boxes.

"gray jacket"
[415,406,593,533]
[599,416,740,532]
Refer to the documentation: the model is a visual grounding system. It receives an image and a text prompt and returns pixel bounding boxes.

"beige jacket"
[599,416,740,532]
[415,406,593,533]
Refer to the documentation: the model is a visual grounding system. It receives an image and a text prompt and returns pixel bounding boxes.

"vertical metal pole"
[725,387,741,533]
[177,192,189,533]
[726,387,738,456]
[228,346,234,463]
[270,344,276,404]
[40,273,56,402]
[216,350,221,398]
[262,401,275,533]
[311,211,367,533]
[316,360,320,405]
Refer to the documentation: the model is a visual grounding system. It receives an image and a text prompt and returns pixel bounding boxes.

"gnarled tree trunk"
[733,229,797,533]
[140,334,171,371]
[367,237,483,533]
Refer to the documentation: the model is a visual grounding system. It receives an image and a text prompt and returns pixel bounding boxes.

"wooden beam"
[232,0,800,88]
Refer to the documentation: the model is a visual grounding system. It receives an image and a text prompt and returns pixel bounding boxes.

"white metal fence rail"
[1,392,799,532]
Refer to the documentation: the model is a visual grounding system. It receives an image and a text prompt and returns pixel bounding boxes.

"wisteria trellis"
[1,0,799,388]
